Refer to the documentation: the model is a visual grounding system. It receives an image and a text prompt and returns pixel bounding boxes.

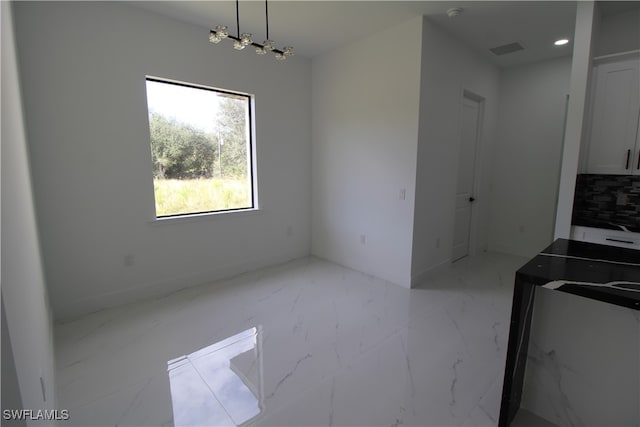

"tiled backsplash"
[571,174,640,232]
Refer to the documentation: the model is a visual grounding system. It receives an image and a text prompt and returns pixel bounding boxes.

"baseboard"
[310,251,410,289]
[55,251,309,322]
[411,258,452,287]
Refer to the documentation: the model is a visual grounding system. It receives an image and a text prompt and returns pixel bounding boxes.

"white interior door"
[453,96,481,262]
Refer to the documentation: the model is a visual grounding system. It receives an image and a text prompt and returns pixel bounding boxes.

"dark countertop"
[517,239,640,311]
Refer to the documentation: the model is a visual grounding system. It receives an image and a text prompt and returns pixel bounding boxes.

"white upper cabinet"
[584,57,640,175]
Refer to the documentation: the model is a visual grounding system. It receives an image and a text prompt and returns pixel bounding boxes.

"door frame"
[453,89,486,259]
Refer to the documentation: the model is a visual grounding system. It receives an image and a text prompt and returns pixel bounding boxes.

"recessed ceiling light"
[554,39,570,46]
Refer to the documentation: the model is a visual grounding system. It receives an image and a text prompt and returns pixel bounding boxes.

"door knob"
[469,196,476,202]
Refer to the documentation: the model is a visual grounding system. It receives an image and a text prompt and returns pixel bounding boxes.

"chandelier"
[209,0,294,60]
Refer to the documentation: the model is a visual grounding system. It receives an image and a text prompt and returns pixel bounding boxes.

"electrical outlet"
[400,188,406,200]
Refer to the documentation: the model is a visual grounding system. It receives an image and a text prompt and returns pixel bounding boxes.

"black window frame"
[145,77,256,219]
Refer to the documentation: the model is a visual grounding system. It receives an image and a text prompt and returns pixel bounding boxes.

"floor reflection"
[168,327,263,426]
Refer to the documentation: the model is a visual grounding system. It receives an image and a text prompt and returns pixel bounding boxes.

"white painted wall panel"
[411,17,500,281]
[595,7,640,57]
[1,0,57,415]
[12,2,312,319]
[311,17,422,288]
[489,56,572,258]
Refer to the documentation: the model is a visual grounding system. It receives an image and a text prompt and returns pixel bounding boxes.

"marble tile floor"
[55,252,537,427]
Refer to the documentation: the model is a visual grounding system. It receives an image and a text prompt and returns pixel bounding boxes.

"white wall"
[594,6,640,57]
[489,56,572,258]
[2,298,26,426]
[311,17,422,288]
[411,17,500,281]
[1,0,57,415]
[12,2,312,320]
[554,2,596,239]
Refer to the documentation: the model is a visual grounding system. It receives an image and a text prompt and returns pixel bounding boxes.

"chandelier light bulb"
[256,46,267,55]
[283,46,294,57]
[263,40,275,51]
[215,25,229,39]
[233,39,245,50]
[241,33,253,46]
[209,32,222,44]
[275,52,286,60]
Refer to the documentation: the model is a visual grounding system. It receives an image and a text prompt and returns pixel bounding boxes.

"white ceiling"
[133,1,581,67]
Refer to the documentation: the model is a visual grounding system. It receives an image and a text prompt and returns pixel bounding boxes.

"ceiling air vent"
[489,42,525,56]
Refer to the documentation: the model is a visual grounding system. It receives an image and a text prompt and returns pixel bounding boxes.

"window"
[144,77,255,218]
